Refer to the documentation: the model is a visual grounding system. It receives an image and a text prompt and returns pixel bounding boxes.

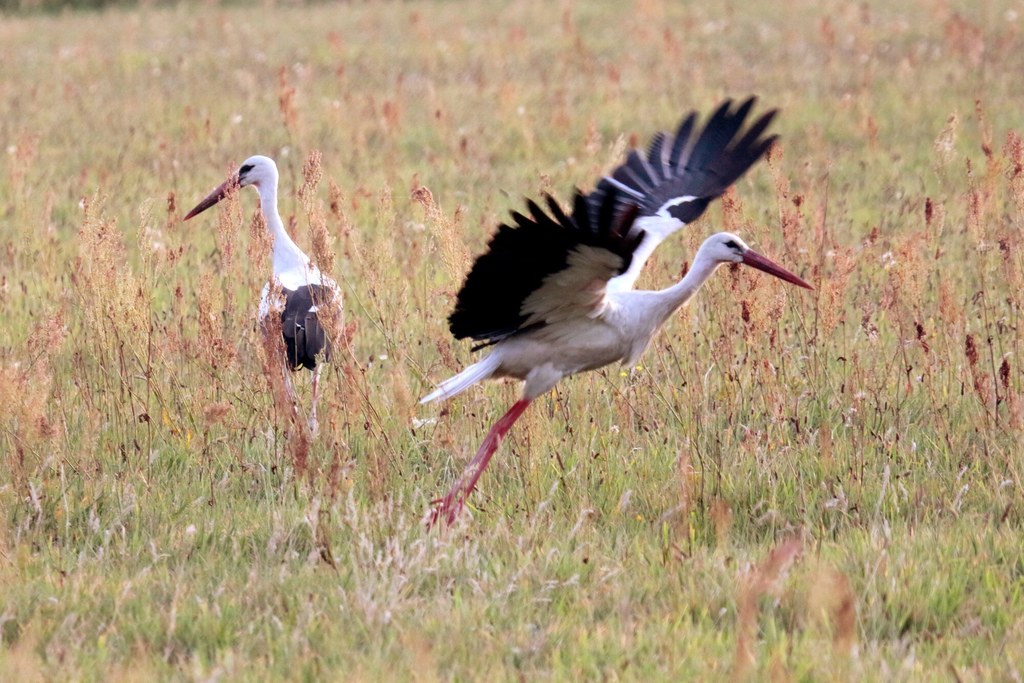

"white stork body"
[422,231,777,404]
[185,155,340,433]
[422,99,812,525]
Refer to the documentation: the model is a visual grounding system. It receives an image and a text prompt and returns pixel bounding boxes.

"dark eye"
[724,239,739,250]
[238,163,254,177]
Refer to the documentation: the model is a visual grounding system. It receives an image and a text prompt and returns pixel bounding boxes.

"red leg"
[430,398,532,527]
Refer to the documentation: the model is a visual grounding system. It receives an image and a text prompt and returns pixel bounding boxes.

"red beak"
[741,249,813,290]
[183,176,238,221]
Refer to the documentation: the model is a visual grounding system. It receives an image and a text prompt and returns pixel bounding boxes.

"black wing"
[590,97,778,224]
[281,284,334,371]
[448,187,642,347]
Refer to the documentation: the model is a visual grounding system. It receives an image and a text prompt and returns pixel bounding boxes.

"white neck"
[607,215,684,293]
[256,181,309,276]
[647,248,722,323]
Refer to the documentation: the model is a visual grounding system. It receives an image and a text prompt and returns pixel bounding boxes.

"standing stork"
[184,155,340,434]
[421,99,811,525]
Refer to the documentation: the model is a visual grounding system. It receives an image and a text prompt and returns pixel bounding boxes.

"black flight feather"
[448,186,643,347]
[281,284,333,371]
[589,97,778,224]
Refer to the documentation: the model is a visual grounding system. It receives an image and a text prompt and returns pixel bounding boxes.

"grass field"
[2,0,1024,679]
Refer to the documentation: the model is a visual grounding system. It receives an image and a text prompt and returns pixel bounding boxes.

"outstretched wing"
[448,187,642,349]
[590,97,778,292]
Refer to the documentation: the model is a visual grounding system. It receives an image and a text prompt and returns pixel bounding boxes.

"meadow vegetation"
[1,0,1023,679]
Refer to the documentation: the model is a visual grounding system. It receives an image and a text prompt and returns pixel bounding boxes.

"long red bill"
[741,250,813,290]
[183,177,238,221]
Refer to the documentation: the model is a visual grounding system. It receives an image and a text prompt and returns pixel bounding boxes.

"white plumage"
[185,155,340,434]
[422,99,810,525]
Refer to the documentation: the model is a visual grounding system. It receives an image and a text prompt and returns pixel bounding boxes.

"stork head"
[235,155,278,189]
[183,155,278,221]
[700,232,812,289]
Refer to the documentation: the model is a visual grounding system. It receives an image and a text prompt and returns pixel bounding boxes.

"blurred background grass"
[1,0,1023,680]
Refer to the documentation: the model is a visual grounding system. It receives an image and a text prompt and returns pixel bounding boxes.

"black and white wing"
[591,97,778,292]
[281,284,335,370]
[259,274,339,371]
[448,187,642,349]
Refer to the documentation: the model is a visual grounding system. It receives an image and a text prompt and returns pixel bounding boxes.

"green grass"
[2,0,1024,679]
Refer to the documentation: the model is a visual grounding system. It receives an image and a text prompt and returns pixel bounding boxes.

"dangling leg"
[308,364,323,436]
[429,398,532,527]
[261,323,300,424]
[281,359,299,421]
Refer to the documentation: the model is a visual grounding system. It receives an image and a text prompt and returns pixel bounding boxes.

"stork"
[184,155,340,434]
[421,99,811,525]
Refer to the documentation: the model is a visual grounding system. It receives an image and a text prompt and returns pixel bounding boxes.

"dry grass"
[1,0,1023,679]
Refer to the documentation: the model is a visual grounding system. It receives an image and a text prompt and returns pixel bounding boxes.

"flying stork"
[421,98,812,525]
[184,155,340,434]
